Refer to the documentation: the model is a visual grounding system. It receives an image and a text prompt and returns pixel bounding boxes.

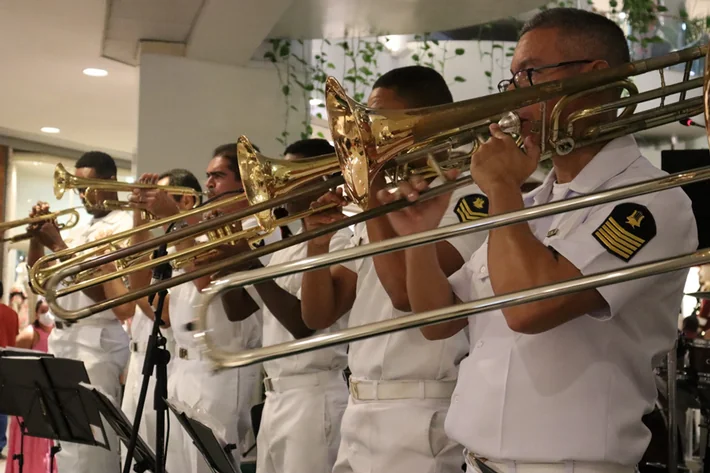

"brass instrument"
[30,138,346,294]
[0,207,82,243]
[42,43,708,322]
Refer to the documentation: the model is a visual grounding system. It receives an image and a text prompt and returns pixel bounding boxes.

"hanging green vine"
[410,33,467,85]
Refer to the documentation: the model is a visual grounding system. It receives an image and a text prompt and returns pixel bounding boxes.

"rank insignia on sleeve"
[454,194,489,223]
[592,202,657,262]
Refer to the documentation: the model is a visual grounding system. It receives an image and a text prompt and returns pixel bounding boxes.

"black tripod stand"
[122,243,172,473]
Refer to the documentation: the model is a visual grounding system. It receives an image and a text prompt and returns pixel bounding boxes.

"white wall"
[137,53,307,179]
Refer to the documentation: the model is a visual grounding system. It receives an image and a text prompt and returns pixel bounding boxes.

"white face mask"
[38,311,55,327]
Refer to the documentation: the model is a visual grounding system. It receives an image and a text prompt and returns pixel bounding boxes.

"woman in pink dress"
[5,300,57,473]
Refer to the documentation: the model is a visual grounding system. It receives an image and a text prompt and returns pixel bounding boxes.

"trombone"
[30,143,346,294]
[42,42,709,320]
[0,207,82,243]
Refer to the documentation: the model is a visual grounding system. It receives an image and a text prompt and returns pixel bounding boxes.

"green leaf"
[359,66,373,76]
[454,76,466,82]
[656,4,667,11]
[263,51,276,62]
[455,48,465,55]
[318,102,325,107]
[324,39,331,45]
[317,132,325,138]
[290,105,298,111]
[327,62,335,69]
[279,43,290,57]
[491,44,503,50]
[316,113,323,119]
[411,54,420,62]
[484,71,492,77]
[282,85,290,96]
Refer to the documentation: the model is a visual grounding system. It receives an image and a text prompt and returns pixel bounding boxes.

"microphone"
[679,118,705,128]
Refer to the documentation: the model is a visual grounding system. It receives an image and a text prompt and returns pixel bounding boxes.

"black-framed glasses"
[497,60,595,93]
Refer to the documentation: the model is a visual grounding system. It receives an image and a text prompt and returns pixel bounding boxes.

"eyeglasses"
[498,60,595,93]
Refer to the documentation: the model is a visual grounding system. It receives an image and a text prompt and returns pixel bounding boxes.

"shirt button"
[480,266,487,274]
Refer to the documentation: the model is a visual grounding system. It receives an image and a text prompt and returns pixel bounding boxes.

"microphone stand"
[122,242,172,473]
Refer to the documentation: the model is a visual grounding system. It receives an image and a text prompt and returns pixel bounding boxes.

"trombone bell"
[237,135,342,228]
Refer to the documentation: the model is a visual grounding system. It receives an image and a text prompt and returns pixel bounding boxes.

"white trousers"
[120,351,160,469]
[48,323,130,473]
[165,356,244,473]
[332,395,465,473]
[256,371,348,473]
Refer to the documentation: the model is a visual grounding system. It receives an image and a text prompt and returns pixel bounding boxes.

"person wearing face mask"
[5,298,56,473]
[128,144,281,473]
[379,8,697,473]
[27,151,136,473]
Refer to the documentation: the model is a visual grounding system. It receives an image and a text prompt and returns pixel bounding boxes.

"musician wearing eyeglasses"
[379,8,697,473]
[128,144,279,473]
[300,67,489,473]
[27,151,135,473]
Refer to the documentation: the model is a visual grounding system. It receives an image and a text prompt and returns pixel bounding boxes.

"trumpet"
[43,43,708,321]
[0,207,82,243]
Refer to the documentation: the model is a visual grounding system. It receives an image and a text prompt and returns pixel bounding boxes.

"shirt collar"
[526,135,641,206]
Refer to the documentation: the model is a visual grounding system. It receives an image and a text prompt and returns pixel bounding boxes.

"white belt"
[465,451,636,473]
[175,346,204,361]
[349,378,456,401]
[263,370,345,393]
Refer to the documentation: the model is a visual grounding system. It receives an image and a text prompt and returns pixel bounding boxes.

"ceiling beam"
[186,0,295,67]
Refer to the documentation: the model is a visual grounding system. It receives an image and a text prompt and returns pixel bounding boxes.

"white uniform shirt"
[446,135,698,465]
[59,210,134,324]
[341,179,489,381]
[262,222,353,378]
[170,216,282,352]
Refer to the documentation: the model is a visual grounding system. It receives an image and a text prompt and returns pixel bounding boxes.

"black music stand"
[166,400,239,473]
[0,350,110,473]
[87,386,157,473]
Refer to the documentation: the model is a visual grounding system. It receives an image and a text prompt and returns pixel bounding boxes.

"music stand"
[0,350,109,473]
[87,385,157,473]
[166,400,239,473]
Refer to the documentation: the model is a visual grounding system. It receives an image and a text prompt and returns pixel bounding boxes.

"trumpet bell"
[54,163,71,200]
[237,135,342,228]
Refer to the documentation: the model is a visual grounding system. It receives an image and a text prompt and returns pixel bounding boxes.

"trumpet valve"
[498,112,522,136]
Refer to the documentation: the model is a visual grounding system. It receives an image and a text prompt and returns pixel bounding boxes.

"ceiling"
[0,0,706,162]
[0,0,139,160]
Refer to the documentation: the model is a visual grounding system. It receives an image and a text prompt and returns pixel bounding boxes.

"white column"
[136,52,306,179]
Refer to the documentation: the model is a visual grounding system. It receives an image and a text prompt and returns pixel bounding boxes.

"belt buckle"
[179,347,188,359]
[349,380,359,399]
[263,378,274,392]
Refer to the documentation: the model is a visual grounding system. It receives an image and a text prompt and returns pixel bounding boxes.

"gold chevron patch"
[592,202,656,262]
[454,194,489,223]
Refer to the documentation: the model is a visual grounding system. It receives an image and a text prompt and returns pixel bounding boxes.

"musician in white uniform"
[28,151,135,473]
[300,67,489,473]
[113,168,203,468]
[132,144,278,473]
[224,138,352,473]
[381,8,699,472]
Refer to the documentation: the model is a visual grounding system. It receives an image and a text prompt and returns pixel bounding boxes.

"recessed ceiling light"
[83,68,108,77]
[40,127,60,134]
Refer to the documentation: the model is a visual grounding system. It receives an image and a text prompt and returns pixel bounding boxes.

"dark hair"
[284,139,335,159]
[159,168,203,204]
[212,142,260,180]
[75,151,117,179]
[372,66,453,108]
[520,8,630,67]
